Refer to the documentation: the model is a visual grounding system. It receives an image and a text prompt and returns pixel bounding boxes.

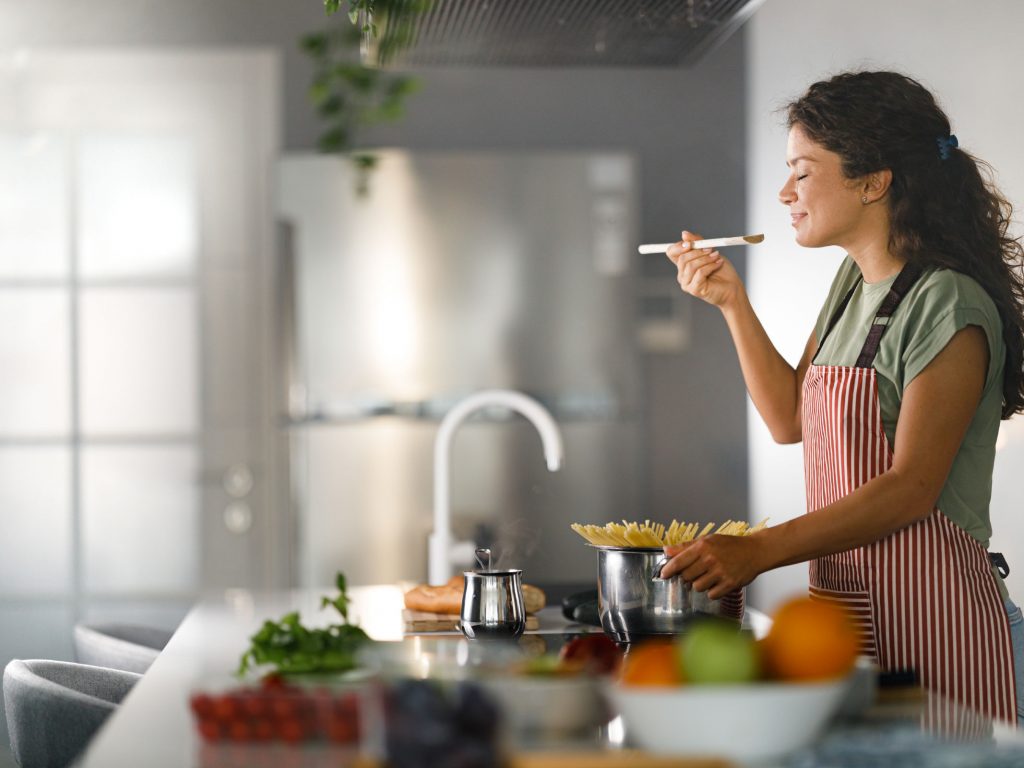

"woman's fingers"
[659,543,698,579]
[693,254,725,297]
[690,572,721,594]
[665,231,705,266]
[664,240,692,266]
[678,251,724,295]
[682,252,723,283]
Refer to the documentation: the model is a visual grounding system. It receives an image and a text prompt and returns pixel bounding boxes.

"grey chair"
[72,623,173,675]
[3,659,140,768]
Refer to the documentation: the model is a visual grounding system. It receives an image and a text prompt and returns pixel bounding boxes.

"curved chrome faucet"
[429,389,564,585]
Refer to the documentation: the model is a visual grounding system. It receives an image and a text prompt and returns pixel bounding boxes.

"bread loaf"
[403,576,546,615]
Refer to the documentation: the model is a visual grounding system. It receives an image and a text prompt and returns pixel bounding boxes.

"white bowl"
[607,675,850,762]
[478,675,609,737]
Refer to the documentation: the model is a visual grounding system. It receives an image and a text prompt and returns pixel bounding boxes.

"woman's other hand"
[665,231,742,308]
[660,534,763,600]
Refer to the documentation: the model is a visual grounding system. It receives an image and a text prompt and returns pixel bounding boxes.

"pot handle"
[651,555,671,582]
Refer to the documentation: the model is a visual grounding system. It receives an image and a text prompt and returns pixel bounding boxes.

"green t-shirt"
[811,256,1005,548]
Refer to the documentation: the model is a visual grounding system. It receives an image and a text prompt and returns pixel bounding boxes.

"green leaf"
[308,78,332,106]
[387,76,420,98]
[352,153,379,170]
[236,572,368,677]
[317,94,345,117]
[300,33,330,57]
[318,125,350,153]
[304,0,426,190]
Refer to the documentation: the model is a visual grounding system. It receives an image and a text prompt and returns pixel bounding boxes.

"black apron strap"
[990,552,1010,579]
[854,262,926,369]
[813,283,858,362]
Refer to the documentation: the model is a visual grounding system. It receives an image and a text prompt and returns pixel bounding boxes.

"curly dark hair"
[787,70,1024,418]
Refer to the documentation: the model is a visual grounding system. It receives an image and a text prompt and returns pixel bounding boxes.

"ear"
[862,169,892,203]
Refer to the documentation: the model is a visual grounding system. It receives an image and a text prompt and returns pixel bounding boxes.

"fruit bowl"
[477,673,610,738]
[607,674,851,762]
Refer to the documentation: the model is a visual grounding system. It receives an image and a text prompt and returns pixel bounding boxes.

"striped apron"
[802,263,1017,725]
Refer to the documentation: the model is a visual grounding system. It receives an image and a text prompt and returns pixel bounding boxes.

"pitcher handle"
[475,548,492,571]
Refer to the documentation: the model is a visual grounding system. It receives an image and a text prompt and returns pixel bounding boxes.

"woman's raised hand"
[665,231,742,308]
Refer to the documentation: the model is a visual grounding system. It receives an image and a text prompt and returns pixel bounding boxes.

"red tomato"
[197,720,223,742]
[227,721,252,742]
[559,634,623,674]
[189,693,214,718]
[279,718,305,744]
[270,696,299,720]
[251,719,274,742]
[326,719,357,743]
[211,695,240,721]
[240,694,269,718]
[261,673,287,690]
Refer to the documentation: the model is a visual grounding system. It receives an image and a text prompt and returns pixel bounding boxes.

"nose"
[778,175,796,205]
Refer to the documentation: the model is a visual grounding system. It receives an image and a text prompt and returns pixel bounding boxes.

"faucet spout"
[429,389,564,585]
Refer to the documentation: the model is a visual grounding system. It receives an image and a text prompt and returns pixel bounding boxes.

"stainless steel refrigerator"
[278,150,641,589]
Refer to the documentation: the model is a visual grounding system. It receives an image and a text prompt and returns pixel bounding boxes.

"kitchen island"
[75,585,1024,768]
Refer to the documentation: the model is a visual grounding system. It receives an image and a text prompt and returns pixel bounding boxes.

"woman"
[659,70,1024,725]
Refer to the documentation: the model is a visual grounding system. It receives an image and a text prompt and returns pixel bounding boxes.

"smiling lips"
[790,213,807,227]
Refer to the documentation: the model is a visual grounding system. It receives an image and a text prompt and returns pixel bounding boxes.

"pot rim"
[587,544,664,552]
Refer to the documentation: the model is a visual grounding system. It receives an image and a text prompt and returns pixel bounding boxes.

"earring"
[861,196,869,204]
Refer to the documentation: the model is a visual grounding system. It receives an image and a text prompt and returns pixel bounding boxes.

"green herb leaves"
[237,572,370,677]
[303,0,430,194]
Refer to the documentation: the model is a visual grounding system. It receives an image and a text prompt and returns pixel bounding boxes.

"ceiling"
[365,0,766,68]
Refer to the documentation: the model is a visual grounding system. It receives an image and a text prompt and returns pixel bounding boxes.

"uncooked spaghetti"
[570,518,768,547]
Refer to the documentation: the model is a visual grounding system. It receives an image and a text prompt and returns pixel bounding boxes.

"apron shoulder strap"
[813,283,858,362]
[854,262,925,368]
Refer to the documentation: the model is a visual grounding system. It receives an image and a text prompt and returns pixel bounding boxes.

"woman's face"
[778,125,866,249]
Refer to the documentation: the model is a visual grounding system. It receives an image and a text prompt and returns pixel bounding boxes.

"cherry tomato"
[279,718,305,744]
[211,695,241,721]
[189,693,214,718]
[197,720,223,742]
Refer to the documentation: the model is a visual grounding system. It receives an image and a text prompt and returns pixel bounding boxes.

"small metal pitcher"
[459,548,526,639]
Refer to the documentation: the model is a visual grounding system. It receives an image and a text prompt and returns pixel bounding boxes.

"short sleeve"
[814,256,862,341]
[900,272,1004,393]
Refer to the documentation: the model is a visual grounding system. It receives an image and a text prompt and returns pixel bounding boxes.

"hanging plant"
[302,0,431,194]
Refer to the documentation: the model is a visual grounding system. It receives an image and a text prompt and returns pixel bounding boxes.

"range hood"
[364,0,766,67]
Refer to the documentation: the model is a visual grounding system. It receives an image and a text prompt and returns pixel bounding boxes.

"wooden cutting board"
[403,609,540,633]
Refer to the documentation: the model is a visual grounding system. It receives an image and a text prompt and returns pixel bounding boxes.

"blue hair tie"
[937,134,958,160]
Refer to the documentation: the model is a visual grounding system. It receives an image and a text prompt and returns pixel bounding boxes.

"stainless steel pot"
[594,546,740,643]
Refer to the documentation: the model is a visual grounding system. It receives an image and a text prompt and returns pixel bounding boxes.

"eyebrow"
[786,156,818,167]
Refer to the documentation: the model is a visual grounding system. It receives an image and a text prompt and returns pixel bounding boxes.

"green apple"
[676,618,760,684]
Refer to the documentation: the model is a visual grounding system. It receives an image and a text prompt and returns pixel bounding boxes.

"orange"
[619,641,682,686]
[760,596,859,681]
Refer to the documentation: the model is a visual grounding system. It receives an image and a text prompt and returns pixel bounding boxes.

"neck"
[849,246,905,284]
[844,216,903,283]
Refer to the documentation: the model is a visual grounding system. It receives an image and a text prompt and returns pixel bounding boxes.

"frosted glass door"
[0,133,68,278]
[0,54,281,767]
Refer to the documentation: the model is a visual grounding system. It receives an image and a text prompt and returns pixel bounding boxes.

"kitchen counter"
[75,585,1024,767]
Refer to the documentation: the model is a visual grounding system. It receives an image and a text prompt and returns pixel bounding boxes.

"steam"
[491,517,542,571]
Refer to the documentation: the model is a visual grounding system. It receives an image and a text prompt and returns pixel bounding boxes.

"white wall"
[747,0,1024,613]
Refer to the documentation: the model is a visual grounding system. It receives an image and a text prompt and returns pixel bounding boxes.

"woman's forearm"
[720,289,804,443]
[752,468,936,572]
